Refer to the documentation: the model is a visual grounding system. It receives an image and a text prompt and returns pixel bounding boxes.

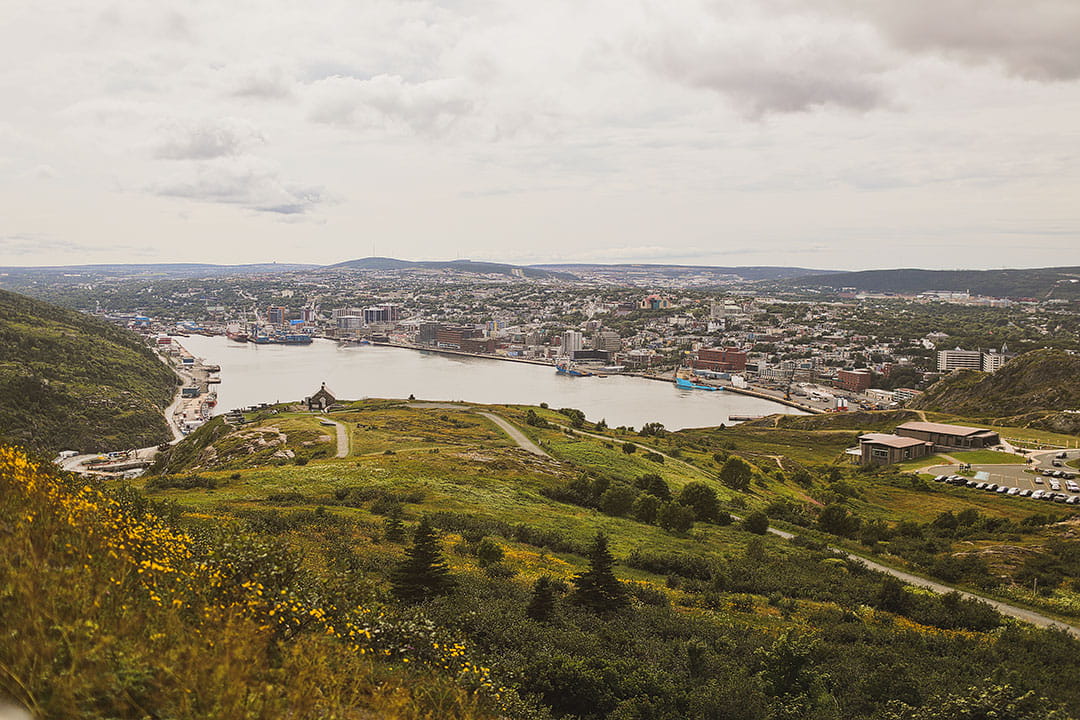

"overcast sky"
[2,0,1079,270]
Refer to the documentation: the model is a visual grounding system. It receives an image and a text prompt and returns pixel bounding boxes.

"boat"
[555,359,593,377]
[281,334,313,345]
[251,335,274,344]
[675,376,721,391]
[226,330,249,343]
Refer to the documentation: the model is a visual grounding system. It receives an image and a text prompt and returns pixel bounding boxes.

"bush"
[600,485,638,517]
[631,494,661,524]
[622,442,637,455]
[475,537,505,567]
[719,457,752,491]
[678,482,719,522]
[742,511,769,535]
[658,502,695,533]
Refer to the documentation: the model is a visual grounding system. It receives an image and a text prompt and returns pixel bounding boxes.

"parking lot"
[925,450,1080,505]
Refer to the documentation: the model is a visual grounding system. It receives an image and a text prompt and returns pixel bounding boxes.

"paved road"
[320,417,350,458]
[750,521,1080,637]
[476,412,551,458]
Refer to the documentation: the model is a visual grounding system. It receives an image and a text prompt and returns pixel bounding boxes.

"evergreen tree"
[572,532,628,613]
[526,575,557,621]
[391,516,454,602]
[384,515,405,542]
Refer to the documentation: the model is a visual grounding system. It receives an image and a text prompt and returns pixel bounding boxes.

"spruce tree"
[571,532,627,613]
[391,516,454,602]
[526,575,557,621]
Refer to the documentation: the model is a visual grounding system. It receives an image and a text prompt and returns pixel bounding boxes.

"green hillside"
[0,288,178,454]
[910,349,1080,433]
[783,267,1080,299]
[131,399,1080,718]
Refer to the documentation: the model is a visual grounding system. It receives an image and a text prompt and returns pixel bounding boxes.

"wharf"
[373,341,824,415]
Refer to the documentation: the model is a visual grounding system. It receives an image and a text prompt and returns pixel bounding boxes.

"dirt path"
[477,412,551,458]
[320,417,350,458]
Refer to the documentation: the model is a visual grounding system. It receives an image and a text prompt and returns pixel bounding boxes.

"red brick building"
[692,347,747,373]
[836,368,872,393]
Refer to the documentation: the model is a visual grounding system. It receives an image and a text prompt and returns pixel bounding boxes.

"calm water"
[177,336,801,431]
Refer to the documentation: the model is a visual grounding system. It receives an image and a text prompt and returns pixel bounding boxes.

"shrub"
[475,537,505,567]
[742,511,769,535]
[678,482,719,522]
[600,485,638,517]
[719,457,752,491]
[657,502,695,534]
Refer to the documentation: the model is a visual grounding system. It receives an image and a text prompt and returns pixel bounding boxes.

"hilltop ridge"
[0,288,177,453]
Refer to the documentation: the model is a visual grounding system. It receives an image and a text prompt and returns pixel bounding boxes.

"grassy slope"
[122,402,1080,715]
[911,349,1080,435]
[0,288,177,453]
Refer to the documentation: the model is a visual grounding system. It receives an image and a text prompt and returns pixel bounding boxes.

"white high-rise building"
[561,330,584,354]
[938,349,983,371]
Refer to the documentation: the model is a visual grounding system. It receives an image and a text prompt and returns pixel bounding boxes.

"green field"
[948,449,1028,465]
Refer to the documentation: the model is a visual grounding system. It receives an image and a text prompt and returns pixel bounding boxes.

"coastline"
[372,340,823,415]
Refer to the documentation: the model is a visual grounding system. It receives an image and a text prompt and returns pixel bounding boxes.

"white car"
[1007,487,1020,495]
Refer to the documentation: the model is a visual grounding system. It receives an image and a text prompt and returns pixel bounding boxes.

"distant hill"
[326,257,577,280]
[0,262,316,282]
[910,349,1080,434]
[0,289,178,453]
[531,263,837,282]
[782,267,1080,299]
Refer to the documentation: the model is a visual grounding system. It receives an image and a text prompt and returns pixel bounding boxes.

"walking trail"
[320,417,350,458]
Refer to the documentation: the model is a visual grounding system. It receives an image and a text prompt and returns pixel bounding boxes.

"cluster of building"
[857,421,1001,465]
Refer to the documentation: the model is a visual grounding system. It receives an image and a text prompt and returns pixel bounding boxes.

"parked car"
[997,486,1009,493]
[1067,496,1080,505]
[1007,487,1020,495]
[1032,490,1045,499]
[1054,494,1068,503]
[1020,488,1033,497]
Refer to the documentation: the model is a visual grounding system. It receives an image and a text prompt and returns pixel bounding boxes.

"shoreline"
[372,340,823,415]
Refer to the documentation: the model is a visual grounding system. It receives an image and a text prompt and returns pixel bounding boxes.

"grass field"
[948,449,1027,465]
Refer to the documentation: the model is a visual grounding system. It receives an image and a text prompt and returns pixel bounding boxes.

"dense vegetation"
[0,289,177,453]
[81,400,1080,719]
[912,349,1080,433]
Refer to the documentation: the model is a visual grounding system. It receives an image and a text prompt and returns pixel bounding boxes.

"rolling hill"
[910,349,1080,433]
[781,267,1080,299]
[326,256,578,280]
[0,288,178,454]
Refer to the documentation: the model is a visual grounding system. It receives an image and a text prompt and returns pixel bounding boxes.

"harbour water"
[177,336,802,431]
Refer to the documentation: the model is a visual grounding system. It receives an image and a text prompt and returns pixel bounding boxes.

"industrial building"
[692,347,747,373]
[835,368,873,393]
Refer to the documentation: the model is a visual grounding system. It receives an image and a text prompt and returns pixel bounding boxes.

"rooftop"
[896,421,995,437]
[859,433,929,449]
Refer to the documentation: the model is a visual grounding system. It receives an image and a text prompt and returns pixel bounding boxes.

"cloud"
[230,65,296,100]
[307,74,476,135]
[151,157,327,215]
[849,0,1080,81]
[154,118,266,160]
[0,234,152,259]
[632,4,889,117]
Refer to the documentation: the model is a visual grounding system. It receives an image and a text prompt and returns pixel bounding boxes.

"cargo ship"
[281,334,313,345]
[555,359,592,377]
[226,330,249,343]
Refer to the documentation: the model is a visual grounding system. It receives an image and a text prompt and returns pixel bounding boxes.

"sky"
[1,0,1079,271]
